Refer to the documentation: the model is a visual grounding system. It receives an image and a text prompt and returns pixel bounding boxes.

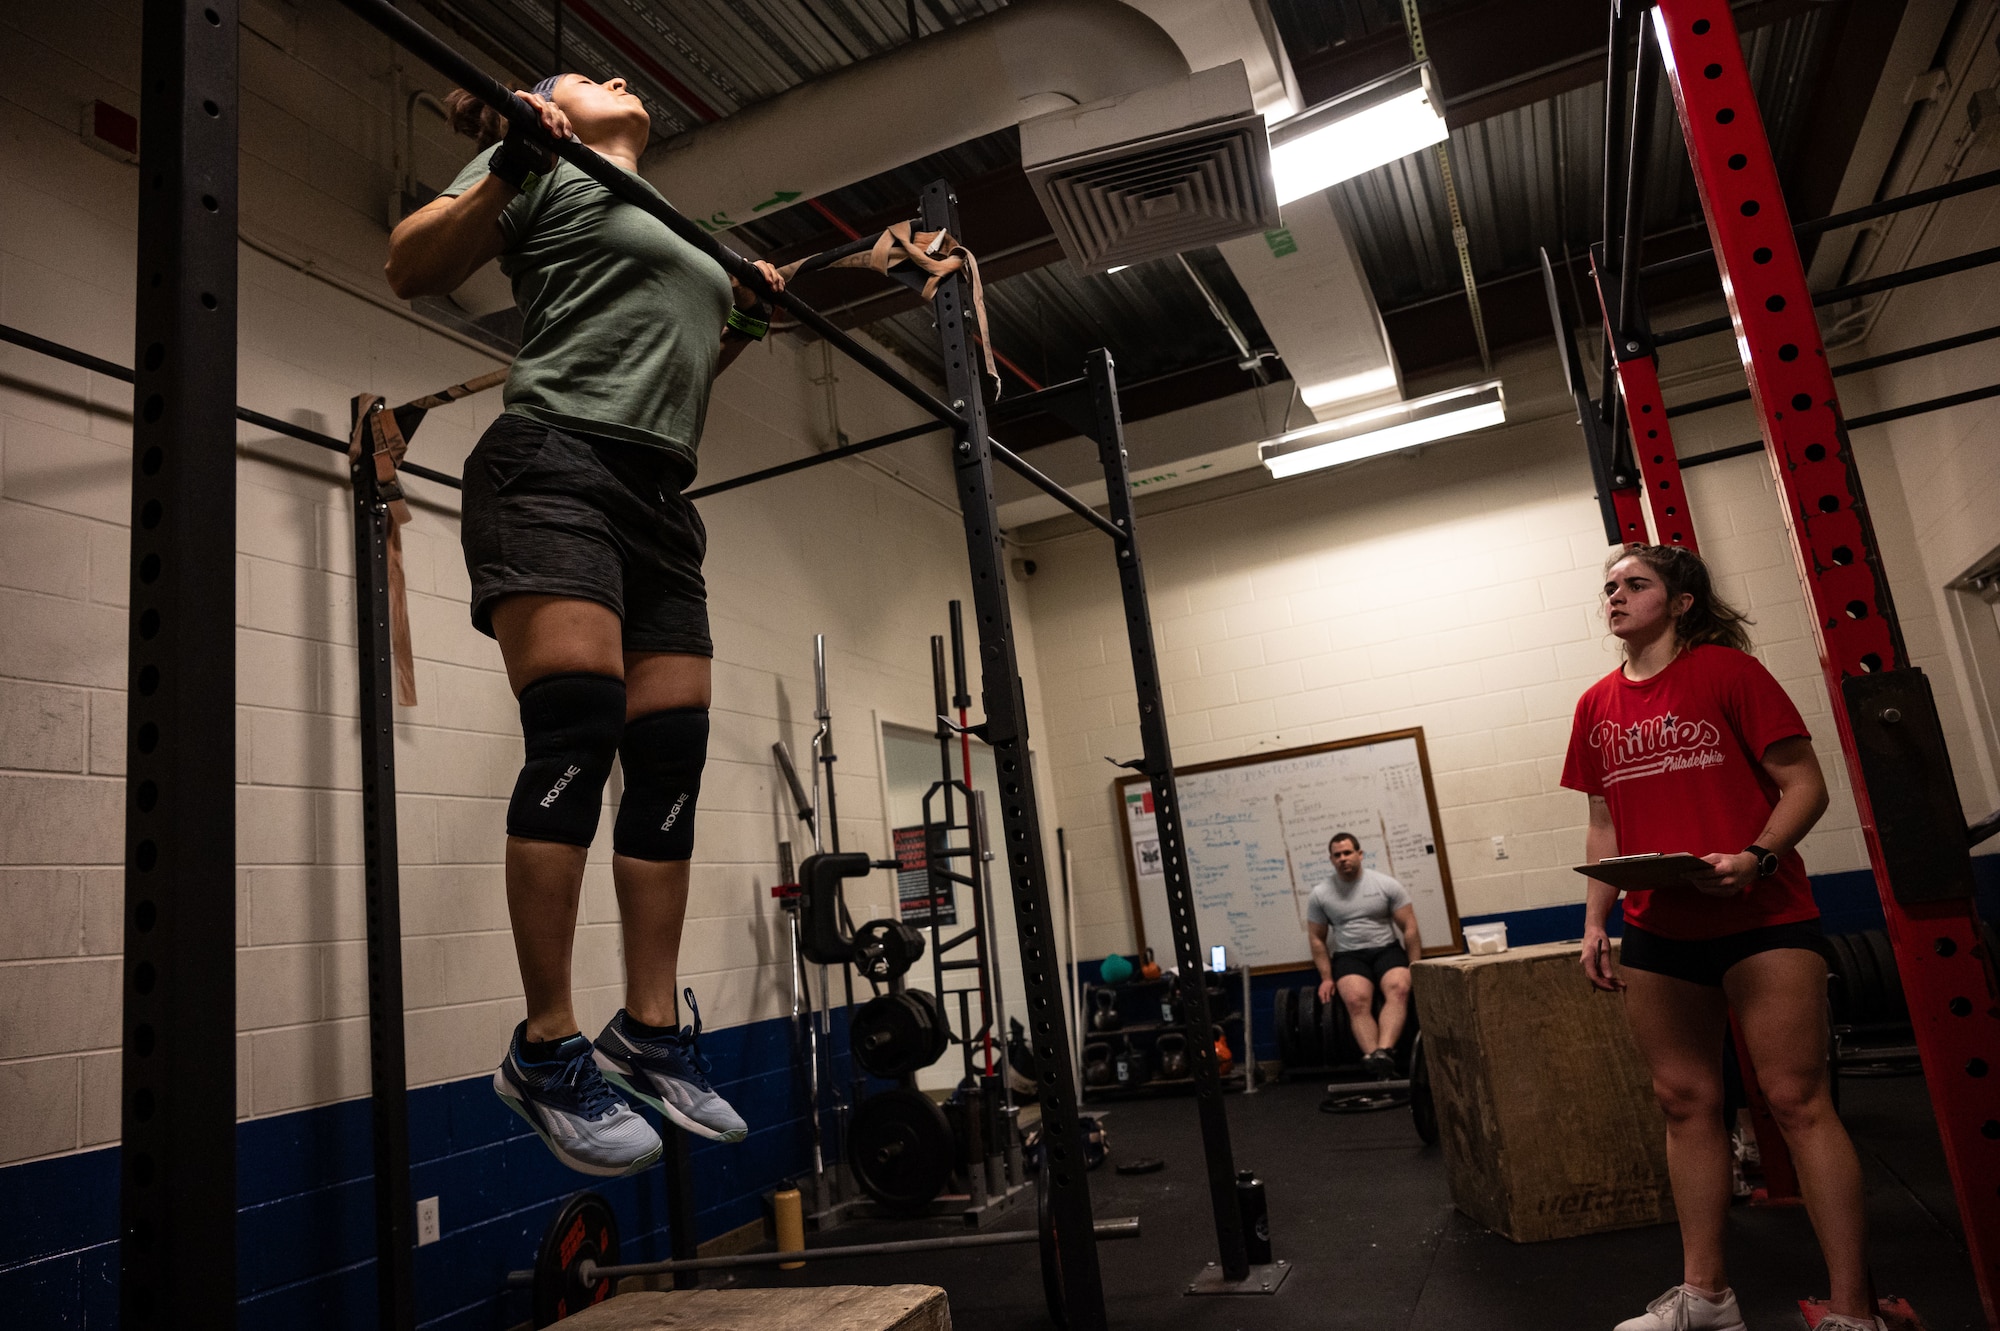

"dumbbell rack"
[1079,970,1249,1101]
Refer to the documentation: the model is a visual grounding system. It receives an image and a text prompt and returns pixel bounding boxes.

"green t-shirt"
[442,147,733,473]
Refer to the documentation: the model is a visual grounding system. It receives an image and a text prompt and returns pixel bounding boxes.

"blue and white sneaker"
[594,989,749,1144]
[493,1024,663,1177]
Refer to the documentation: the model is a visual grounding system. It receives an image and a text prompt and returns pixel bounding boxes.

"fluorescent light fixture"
[1259,380,1506,479]
[1268,62,1448,205]
[1299,365,1400,411]
[1105,265,1129,274]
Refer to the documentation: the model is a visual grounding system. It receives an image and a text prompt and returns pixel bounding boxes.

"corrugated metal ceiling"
[410,0,1837,392]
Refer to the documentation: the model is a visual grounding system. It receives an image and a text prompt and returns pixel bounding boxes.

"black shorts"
[461,414,711,656]
[1619,920,1831,988]
[1334,944,1409,986]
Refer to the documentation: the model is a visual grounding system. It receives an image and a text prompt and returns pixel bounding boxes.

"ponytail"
[443,88,506,150]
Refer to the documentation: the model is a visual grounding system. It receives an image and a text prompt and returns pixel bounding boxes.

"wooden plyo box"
[1413,940,1674,1242]
[561,1284,951,1330]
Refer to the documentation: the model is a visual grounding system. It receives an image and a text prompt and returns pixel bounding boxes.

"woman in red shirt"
[1565,545,1879,1331]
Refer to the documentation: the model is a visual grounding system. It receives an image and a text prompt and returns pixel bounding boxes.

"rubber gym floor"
[710,1074,1980,1329]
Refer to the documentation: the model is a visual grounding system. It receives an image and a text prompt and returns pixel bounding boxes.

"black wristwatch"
[1743,845,1780,878]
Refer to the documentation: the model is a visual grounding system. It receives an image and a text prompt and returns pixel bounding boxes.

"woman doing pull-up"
[386,73,782,1176]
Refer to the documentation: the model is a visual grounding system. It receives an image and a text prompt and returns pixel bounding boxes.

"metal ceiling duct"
[1219,190,1400,421]
[1020,62,1279,274]
[640,0,1190,231]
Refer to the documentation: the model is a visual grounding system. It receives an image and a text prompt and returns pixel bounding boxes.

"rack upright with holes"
[1544,2,2000,1323]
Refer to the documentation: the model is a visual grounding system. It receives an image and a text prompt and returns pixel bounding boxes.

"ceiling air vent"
[1022,62,1278,275]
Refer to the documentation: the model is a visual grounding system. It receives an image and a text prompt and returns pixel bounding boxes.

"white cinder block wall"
[0,0,1053,1168]
[1020,328,1989,961]
[1837,16,2000,820]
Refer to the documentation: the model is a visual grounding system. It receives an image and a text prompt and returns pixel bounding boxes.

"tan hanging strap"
[347,396,418,707]
[401,367,510,412]
[778,222,1000,397]
[342,368,508,708]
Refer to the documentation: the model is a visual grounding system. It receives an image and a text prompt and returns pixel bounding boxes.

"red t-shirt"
[1560,644,1817,939]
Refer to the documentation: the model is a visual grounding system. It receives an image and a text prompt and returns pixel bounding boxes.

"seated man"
[1306,832,1423,1077]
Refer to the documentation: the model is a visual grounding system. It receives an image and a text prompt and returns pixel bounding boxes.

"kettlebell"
[1212,1023,1234,1076]
[1099,952,1135,985]
[1139,947,1162,981]
[1090,988,1122,1032]
[1113,1037,1150,1087]
[1083,1042,1115,1088]
[1156,1032,1190,1080]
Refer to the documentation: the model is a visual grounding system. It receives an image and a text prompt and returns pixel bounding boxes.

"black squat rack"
[77,0,1281,1325]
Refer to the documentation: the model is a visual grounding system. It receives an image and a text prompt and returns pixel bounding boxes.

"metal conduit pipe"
[640,0,1189,230]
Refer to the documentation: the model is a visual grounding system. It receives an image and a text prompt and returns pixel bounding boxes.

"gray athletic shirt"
[1305,869,1412,952]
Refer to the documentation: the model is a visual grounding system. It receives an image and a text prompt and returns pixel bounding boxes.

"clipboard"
[1573,853,1712,891]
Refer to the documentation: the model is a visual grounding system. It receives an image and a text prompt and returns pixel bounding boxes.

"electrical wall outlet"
[1491,835,1509,861]
[416,1196,441,1247]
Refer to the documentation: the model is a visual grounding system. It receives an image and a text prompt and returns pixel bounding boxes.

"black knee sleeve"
[506,673,625,847]
[612,707,708,861]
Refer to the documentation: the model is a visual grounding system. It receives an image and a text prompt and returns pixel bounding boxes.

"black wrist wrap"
[489,130,548,191]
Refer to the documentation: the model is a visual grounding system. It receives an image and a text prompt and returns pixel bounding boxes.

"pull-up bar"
[0,321,464,489]
[1666,322,2000,419]
[1639,163,2000,280]
[331,0,964,433]
[1678,379,2000,469]
[1652,241,2000,346]
[7,313,1133,544]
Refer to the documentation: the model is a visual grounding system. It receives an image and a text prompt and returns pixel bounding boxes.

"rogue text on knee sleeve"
[505,672,625,847]
[613,707,708,862]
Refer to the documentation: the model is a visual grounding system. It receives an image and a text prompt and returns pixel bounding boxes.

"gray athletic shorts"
[460,413,711,656]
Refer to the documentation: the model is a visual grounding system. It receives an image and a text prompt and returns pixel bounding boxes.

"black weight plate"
[1295,985,1324,1068]
[1273,988,1297,1068]
[533,1190,619,1327]
[905,988,952,1065]
[1824,933,1855,1025]
[851,992,927,1079]
[1833,933,1868,1023]
[1038,1145,1066,1330]
[849,1088,955,1212]
[1862,930,1906,1024]
[1322,993,1359,1068]
[1845,929,1884,1025]
[852,918,925,982]
[1410,1034,1438,1146]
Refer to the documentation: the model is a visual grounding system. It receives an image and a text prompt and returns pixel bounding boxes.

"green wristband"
[725,305,769,340]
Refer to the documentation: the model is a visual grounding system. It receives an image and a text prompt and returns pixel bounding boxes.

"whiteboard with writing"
[1116,729,1461,971]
